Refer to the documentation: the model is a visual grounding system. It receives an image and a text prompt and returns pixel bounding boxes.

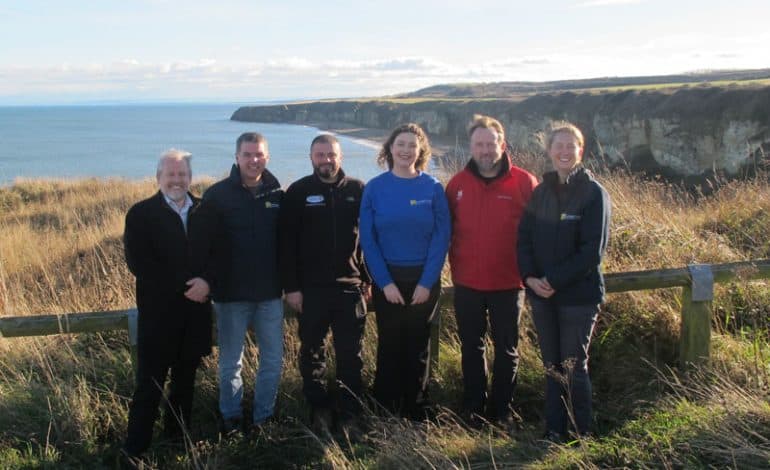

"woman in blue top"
[359,123,451,419]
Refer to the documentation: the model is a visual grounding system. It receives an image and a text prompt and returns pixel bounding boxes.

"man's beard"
[315,164,338,180]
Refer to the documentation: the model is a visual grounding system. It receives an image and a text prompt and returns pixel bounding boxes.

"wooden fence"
[2,259,769,369]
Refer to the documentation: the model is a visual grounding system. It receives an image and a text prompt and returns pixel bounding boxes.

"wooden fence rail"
[2,259,770,368]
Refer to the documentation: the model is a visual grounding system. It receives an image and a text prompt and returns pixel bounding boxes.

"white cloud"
[574,0,643,7]
[0,47,767,104]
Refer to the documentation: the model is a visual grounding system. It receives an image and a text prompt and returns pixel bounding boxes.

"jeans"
[215,298,284,424]
[529,294,599,436]
[454,285,523,420]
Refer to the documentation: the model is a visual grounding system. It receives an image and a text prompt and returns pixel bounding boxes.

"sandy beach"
[307,121,461,159]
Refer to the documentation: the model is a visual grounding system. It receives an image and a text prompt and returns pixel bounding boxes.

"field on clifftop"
[1,166,770,468]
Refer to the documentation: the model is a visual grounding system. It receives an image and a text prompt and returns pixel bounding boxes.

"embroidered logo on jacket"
[306,195,324,203]
[496,195,513,200]
[456,190,463,201]
[265,201,280,209]
[560,213,581,221]
[410,199,432,206]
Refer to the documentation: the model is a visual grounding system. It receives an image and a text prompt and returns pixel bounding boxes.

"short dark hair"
[310,133,339,152]
[377,123,432,171]
[236,132,268,154]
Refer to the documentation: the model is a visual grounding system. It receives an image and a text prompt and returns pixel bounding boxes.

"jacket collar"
[154,190,200,207]
[227,164,281,192]
[465,151,513,182]
[543,165,591,186]
[311,168,347,187]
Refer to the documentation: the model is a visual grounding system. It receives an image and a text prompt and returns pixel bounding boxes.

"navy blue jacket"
[190,165,283,302]
[517,167,611,305]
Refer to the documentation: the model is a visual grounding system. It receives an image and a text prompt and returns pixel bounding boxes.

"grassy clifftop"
[1,168,769,468]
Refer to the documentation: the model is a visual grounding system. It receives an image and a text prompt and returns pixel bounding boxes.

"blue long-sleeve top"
[359,171,451,290]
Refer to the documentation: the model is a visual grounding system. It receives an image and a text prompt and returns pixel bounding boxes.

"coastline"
[306,121,460,159]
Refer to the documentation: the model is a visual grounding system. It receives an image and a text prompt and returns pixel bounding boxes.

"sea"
[0,103,384,187]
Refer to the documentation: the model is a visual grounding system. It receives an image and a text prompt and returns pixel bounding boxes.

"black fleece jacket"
[279,170,370,292]
[517,167,611,305]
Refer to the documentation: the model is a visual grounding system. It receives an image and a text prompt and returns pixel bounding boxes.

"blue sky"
[1,0,768,104]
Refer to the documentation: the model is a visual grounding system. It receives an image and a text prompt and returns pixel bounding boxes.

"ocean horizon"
[0,103,383,187]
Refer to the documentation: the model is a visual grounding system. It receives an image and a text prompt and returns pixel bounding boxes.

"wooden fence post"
[126,308,139,379]
[680,265,714,365]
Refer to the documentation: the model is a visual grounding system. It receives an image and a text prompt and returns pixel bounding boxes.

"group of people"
[121,114,611,461]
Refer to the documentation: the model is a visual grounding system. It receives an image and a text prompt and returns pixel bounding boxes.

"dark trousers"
[373,275,440,419]
[124,347,201,455]
[299,286,367,417]
[529,294,599,436]
[454,285,523,420]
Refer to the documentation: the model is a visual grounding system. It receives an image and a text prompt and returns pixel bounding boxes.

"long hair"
[377,123,432,171]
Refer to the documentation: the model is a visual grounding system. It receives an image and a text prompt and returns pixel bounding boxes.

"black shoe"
[540,430,565,445]
[221,416,243,435]
[119,448,146,469]
[461,411,486,430]
[493,414,519,435]
[311,407,334,434]
[337,416,366,442]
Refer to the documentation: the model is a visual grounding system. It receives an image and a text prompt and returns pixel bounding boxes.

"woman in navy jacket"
[517,122,611,441]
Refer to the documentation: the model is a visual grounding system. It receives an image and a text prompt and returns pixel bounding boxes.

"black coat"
[124,191,212,359]
[279,170,370,292]
[517,167,611,306]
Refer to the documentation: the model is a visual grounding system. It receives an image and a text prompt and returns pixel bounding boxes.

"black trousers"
[299,286,367,417]
[373,273,440,419]
[124,307,207,456]
[454,284,523,420]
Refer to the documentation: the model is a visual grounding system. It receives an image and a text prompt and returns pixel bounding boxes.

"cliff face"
[232,87,770,177]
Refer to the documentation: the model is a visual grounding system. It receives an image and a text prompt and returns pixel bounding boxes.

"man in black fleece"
[279,134,370,432]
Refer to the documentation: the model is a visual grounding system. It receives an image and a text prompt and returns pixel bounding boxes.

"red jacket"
[446,156,537,291]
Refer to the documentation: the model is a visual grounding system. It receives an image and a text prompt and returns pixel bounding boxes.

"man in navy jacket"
[188,132,284,432]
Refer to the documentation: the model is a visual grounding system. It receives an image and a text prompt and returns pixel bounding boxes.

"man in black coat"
[122,149,212,458]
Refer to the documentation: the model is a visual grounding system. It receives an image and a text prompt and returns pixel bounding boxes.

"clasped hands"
[184,277,210,303]
[383,283,430,305]
[525,276,555,298]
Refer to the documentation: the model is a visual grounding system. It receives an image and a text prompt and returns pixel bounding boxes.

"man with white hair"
[122,149,212,459]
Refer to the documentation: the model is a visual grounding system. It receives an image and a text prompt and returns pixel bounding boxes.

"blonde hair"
[546,121,585,150]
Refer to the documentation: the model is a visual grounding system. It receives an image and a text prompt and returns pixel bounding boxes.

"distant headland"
[231,69,770,183]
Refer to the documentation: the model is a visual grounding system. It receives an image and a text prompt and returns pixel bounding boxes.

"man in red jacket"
[446,114,538,430]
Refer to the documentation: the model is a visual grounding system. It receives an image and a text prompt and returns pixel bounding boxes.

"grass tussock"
[1,168,770,468]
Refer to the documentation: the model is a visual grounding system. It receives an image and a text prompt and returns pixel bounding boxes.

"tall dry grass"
[0,170,769,468]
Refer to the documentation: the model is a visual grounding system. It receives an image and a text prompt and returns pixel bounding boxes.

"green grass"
[1,173,770,468]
